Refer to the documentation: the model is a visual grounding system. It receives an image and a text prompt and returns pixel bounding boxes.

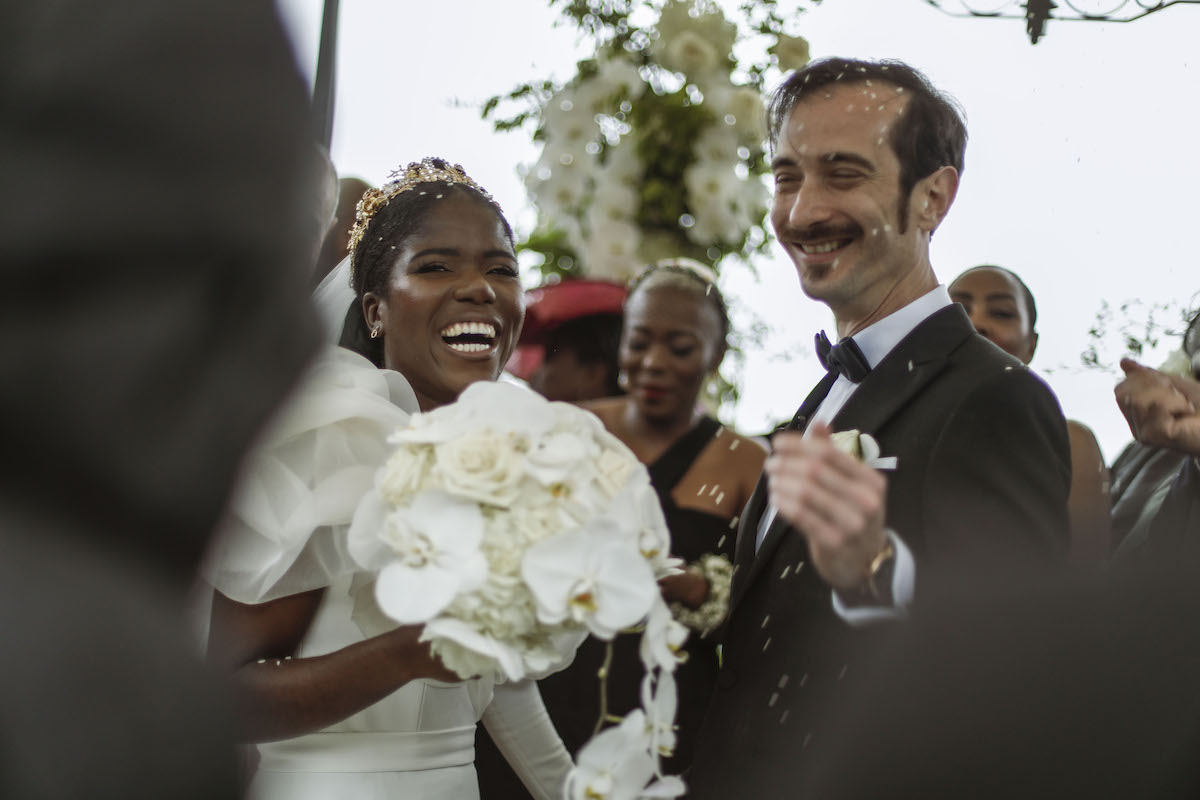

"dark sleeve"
[921,367,1071,575]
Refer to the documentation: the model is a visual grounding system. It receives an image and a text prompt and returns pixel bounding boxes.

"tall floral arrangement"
[485,0,816,283]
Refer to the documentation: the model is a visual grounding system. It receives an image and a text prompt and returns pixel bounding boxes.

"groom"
[686,58,1071,797]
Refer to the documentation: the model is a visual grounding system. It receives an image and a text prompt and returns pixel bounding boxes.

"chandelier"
[922,0,1200,43]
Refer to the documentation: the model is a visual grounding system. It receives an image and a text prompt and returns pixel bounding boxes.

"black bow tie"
[815,331,872,383]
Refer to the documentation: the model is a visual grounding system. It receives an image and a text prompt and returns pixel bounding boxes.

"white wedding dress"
[203,346,571,800]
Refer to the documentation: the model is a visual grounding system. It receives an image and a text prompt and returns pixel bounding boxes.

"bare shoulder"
[699,425,767,492]
[1066,419,1106,466]
[579,396,627,429]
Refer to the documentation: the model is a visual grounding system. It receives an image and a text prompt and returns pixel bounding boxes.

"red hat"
[507,279,627,381]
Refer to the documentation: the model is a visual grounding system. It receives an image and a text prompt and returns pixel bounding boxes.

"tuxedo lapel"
[832,304,973,434]
[730,371,837,612]
[729,305,975,612]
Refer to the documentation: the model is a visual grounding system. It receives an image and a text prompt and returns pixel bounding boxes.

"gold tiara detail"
[347,157,496,256]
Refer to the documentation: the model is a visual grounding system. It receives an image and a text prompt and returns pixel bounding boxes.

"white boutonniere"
[829,430,898,471]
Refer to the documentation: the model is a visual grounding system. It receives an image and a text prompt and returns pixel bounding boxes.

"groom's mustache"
[775,221,862,244]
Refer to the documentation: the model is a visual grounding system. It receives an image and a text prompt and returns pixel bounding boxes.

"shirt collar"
[845,285,952,369]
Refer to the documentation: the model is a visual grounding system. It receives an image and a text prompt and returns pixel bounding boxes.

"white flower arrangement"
[502,0,801,284]
[348,380,689,794]
[829,429,898,471]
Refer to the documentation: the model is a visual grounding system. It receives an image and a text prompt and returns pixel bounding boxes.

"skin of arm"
[660,431,767,608]
[208,588,459,743]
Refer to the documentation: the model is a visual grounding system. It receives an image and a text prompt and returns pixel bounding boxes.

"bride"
[203,159,572,799]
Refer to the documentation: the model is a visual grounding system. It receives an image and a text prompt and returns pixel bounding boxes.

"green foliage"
[1079,297,1199,373]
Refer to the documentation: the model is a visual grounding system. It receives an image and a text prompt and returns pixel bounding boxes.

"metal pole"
[311,0,340,147]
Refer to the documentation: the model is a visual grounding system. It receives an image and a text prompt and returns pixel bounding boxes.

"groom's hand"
[766,423,888,592]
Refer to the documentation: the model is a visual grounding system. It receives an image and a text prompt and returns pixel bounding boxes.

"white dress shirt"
[755,285,952,624]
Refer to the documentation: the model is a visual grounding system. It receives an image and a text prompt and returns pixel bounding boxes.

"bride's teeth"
[447,342,492,353]
[439,322,497,338]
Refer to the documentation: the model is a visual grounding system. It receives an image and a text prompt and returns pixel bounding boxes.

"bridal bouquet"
[350,381,687,795]
[348,380,685,679]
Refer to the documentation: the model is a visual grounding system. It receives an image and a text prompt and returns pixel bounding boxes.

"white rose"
[829,429,865,459]
[542,91,599,146]
[710,86,767,144]
[662,30,719,76]
[595,447,637,498]
[692,123,740,165]
[769,34,811,72]
[434,430,526,507]
[828,429,897,470]
[587,180,640,227]
[379,444,431,504]
[654,0,737,64]
[601,139,643,187]
[684,161,749,245]
[581,218,642,282]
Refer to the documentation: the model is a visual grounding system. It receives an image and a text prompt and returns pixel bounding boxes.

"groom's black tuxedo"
[687,304,1071,798]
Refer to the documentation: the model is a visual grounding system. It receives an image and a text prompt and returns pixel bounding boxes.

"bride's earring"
[370,325,382,339]
[617,370,629,390]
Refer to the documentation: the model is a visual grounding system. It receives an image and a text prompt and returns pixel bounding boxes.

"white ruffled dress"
[203,347,571,800]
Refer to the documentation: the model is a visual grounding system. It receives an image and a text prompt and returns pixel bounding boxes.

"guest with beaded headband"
[206,158,572,800]
[530,258,767,775]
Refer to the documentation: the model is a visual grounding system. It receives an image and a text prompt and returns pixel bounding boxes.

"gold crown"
[347,157,496,257]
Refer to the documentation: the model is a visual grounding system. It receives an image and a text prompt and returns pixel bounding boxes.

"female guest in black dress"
[536,260,767,775]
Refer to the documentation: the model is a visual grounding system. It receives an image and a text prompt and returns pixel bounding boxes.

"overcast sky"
[278,0,1200,461]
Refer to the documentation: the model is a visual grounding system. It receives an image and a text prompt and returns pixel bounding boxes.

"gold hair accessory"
[347,157,496,257]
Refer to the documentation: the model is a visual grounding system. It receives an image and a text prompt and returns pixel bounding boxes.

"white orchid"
[588,180,641,227]
[605,479,676,575]
[524,428,596,486]
[522,525,657,639]
[397,381,554,448]
[567,711,686,800]
[567,718,655,800]
[641,668,679,761]
[639,598,690,672]
[708,86,767,144]
[369,490,488,623]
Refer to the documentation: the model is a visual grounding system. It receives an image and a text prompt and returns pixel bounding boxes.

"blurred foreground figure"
[792,566,1200,799]
[0,1,318,797]
[794,360,1200,799]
